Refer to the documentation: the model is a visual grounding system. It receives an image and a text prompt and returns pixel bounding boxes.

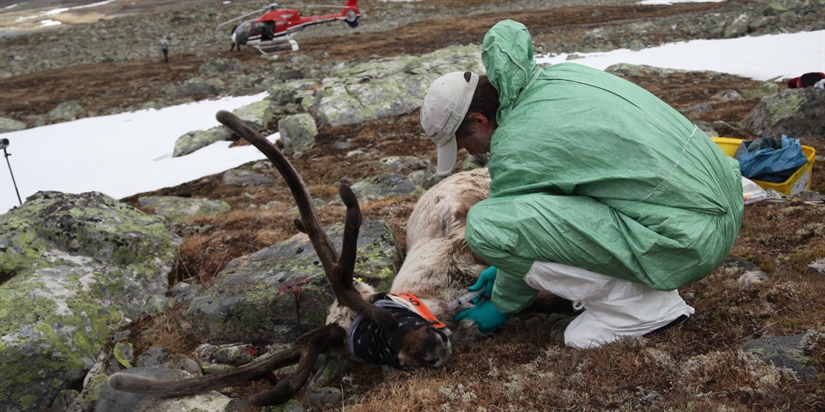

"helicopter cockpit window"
[251,22,266,36]
[234,21,251,44]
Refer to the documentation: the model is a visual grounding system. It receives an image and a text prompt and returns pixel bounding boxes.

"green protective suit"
[465,20,744,314]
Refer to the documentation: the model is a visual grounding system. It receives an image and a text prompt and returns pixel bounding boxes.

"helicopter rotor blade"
[217,4,279,28]
[298,4,356,9]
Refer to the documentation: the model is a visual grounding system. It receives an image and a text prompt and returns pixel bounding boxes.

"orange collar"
[390,292,447,329]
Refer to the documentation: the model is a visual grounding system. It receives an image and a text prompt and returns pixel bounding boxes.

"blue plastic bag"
[735,135,808,183]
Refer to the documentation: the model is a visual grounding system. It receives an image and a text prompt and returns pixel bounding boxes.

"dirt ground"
[4,1,825,410]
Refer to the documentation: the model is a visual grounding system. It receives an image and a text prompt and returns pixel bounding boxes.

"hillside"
[2,0,824,410]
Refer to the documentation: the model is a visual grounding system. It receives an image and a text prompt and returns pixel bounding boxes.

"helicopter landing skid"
[254,39,300,56]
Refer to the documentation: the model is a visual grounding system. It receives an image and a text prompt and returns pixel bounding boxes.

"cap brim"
[436,136,457,174]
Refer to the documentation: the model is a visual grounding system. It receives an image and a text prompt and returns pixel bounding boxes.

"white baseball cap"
[420,71,479,174]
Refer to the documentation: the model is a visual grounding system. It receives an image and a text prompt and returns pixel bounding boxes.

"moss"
[18,393,37,410]
[114,342,134,368]
[71,373,110,408]
[0,224,47,277]
[0,192,176,410]
[765,92,803,124]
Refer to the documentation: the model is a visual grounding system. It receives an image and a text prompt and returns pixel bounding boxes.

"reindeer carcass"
[108,112,492,406]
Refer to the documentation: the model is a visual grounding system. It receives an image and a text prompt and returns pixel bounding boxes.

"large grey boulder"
[173,126,235,157]
[182,219,402,344]
[47,101,85,122]
[742,87,825,140]
[279,113,318,156]
[172,100,272,157]
[347,173,423,203]
[163,77,226,98]
[96,366,233,412]
[231,100,273,131]
[0,191,178,412]
[221,168,278,187]
[0,117,27,133]
[198,58,243,75]
[267,79,319,114]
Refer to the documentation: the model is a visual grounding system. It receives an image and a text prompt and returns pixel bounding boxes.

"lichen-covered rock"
[0,117,27,133]
[742,87,825,140]
[314,44,483,126]
[95,366,232,412]
[0,191,178,412]
[347,173,423,203]
[267,79,319,112]
[163,77,226,98]
[379,156,431,173]
[231,99,273,131]
[137,195,231,224]
[741,334,819,382]
[198,58,243,75]
[221,168,278,187]
[182,219,402,344]
[47,100,85,122]
[172,126,234,157]
[279,113,318,156]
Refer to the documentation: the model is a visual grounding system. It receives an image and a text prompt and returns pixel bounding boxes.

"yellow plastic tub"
[711,137,816,196]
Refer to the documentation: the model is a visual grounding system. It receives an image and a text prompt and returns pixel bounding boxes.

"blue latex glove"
[453,300,512,334]
[469,266,497,304]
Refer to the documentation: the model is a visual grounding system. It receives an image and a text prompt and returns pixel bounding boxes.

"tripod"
[2,145,22,207]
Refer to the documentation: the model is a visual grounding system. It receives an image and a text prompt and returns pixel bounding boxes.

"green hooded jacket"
[465,20,744,313]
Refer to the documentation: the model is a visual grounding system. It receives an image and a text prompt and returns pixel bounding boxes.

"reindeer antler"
[109,111,400,406]
[215,110,397,331]
[109,324,345,406]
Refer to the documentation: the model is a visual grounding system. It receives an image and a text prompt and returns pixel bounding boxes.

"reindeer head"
[346,294,452,369]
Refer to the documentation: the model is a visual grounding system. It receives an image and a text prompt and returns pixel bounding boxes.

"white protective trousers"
[523,261,695,349]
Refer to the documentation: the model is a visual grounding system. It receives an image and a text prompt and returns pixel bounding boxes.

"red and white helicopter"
[219,0,361,55]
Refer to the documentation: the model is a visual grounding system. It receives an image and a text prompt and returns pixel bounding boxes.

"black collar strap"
[346,295,433,369]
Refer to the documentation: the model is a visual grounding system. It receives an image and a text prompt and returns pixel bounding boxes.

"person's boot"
[523,261,694,349]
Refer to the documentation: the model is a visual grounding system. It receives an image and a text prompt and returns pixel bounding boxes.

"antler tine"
[215,110,398,333]
[108,324,346,406]
[216,110,335,264]
[334,183,399,329]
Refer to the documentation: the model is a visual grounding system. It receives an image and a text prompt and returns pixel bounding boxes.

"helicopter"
[219,0,361,55]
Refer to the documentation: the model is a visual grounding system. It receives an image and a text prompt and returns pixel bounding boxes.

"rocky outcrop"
[0,191,178,412]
